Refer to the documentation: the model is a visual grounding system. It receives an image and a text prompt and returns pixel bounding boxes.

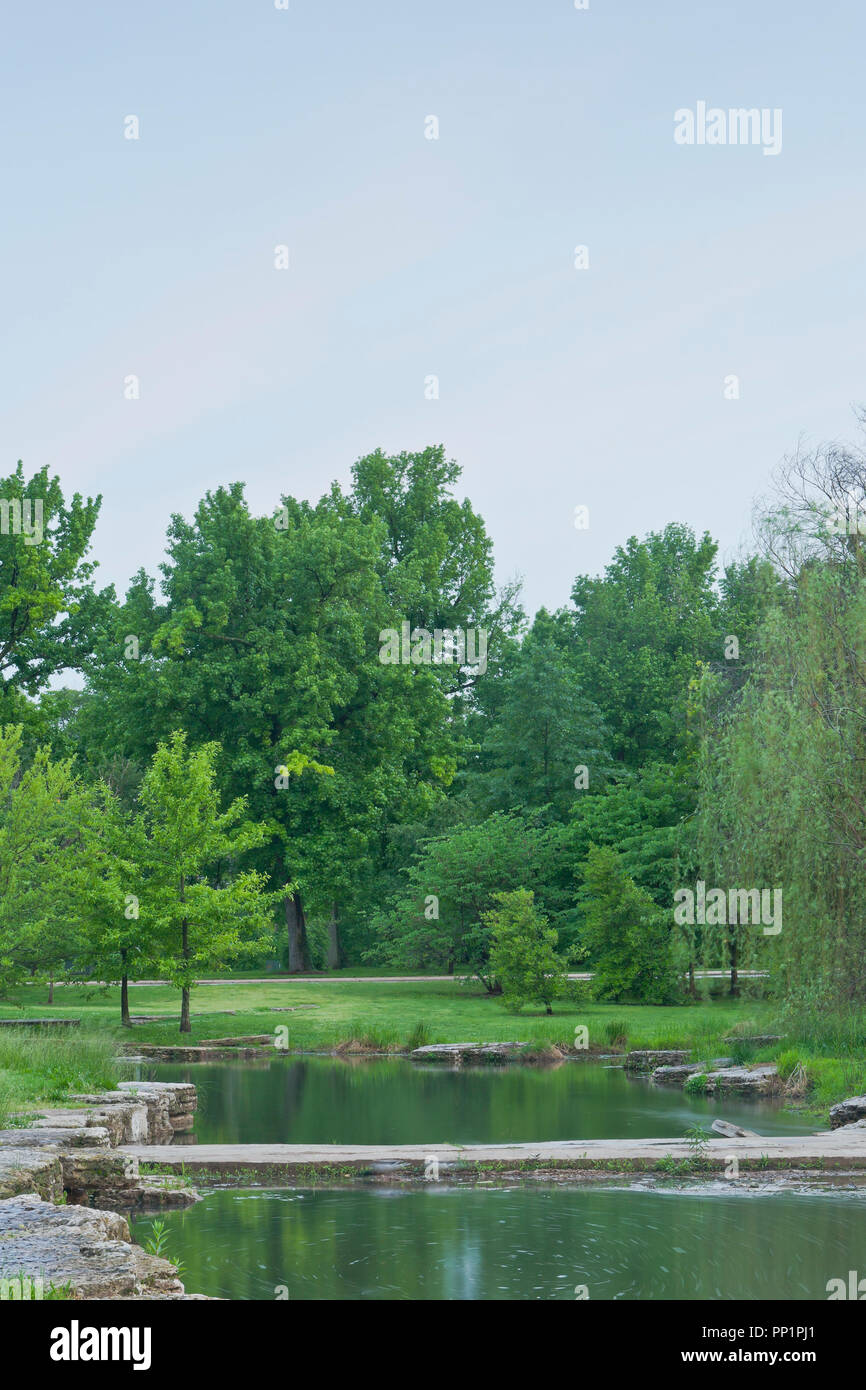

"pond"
[133,1056,819,1145]
[141,1183,866,1300]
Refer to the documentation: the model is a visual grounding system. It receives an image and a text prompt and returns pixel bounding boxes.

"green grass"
[0,978,771,1054]
[0,1073,11,1128]
[766,1004,866,1111]
[0,1274,75,1301]
[0,1027,119,1112]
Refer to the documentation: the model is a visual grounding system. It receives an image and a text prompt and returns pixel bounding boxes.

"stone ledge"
[120,1131,866,1176]
[410,1042,529,1064]
[625,1050,689,1071]
[830,1096,866,1128]
[0,1082,202,1299]
[133,1045,273,1061]
[0,1193,191,1300]
[652,1058,734,1083]
[0,1147,63,1202]
[702,1064,779,1093]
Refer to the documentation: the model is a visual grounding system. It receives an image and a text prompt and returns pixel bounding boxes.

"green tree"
[569,525,720,766]
[69,786,150,1026]
[694,425,866,1006]
[579,844,680,1003]
[566,762,694,907]
[0,462,102,722]
[485,888,570,1014]
[79,454,501,970]
[373,812,562,987]
[0,725,93,994]
[133,732,273,1031]
[474,610,611,821]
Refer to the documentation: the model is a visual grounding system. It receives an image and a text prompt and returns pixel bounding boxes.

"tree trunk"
[120,949,131,1028]
[286,891,312,974]
[326,903,341,971]
[180,896,192,1032]
[728,935,739,997]
[47,975,54,1005]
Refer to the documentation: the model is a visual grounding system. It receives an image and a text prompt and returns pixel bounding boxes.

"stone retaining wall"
[0,1081,202,1300]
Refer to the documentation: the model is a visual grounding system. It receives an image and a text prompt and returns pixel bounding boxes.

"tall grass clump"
[775,1048,802,1081]
[601,1019,629,1048]
[405,1021,431,1050]
[0,1029,119,1103]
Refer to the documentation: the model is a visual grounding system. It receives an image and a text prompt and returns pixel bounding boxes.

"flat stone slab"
[830,1096,866,1129]
[116,1082,197,1112]
[410,1042,529,1063]
[723,1035,782,1046]
[702,1064,778,1093]
[133,1045,271,1062]
[625,1050,689,1071]
[121,1130,866,1174]
[652,1058,734,1083]
[20,1109,91,1129]
[189,1035,274,1046]
[0,1125,111,1150]
[0,1018,80,1027]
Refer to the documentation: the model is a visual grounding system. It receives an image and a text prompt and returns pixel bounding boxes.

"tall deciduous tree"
[473,610,611,822]
[0,726,91,993]
[133,732,272,1031]
[79,450,502,969]
[0,462,102,722]
[579,844,680,1004]
[569,524,719,766]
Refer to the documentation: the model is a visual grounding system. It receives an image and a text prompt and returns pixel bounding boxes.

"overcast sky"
[2,0,865,618]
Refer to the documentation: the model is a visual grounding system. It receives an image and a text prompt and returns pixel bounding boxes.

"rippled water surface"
[146,1185,866,1301]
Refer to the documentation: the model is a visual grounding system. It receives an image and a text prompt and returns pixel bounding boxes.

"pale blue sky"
[2,0,865,616]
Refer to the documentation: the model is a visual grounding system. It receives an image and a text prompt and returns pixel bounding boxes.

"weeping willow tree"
[697,419,866,1007]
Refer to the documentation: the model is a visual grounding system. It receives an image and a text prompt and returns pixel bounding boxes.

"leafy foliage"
[485,888,571,1014]
[579,845,681,1004]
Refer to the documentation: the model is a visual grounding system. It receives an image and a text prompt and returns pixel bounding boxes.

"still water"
[143,1184,866,1301]
[137,1056,817,1144]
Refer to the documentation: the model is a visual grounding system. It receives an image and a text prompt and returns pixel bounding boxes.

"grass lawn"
[1,976,772,1053]
[0,1029,119,1125]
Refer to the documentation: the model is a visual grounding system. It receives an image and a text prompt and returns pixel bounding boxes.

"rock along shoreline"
[0,1081,204,1301]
